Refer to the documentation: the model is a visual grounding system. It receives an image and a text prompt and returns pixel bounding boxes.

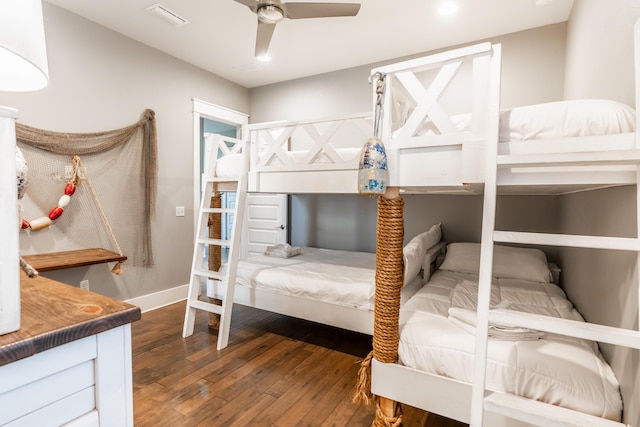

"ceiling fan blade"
[280,2,360,19]
[256,19,277,57]
[233,0,262,14]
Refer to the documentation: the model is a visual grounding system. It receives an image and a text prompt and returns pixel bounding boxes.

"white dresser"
[0,273,140,426]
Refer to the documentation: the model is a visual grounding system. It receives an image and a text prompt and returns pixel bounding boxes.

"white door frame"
[192,98,249,238]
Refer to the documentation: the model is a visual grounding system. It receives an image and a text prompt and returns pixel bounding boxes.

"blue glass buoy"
[358,137,388,195]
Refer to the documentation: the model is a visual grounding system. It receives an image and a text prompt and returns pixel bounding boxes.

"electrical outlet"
[80,280,90,291]
[175,206,185,217]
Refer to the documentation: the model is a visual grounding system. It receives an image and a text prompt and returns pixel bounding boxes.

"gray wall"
[250,23,567,123]
[291,193,559,258]
[562,1,640,424]
[0,3,249,301]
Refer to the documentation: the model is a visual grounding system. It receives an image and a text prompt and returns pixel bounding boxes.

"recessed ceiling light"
[438,1,459,15]
[256,54,272,62]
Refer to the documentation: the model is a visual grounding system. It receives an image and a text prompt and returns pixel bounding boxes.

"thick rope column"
[373,193,404,363]
[354,189,404,427]
[373,190,404,427]
[207,190,223,329]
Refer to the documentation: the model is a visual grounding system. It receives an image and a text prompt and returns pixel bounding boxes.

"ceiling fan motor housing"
[257,4,284,23]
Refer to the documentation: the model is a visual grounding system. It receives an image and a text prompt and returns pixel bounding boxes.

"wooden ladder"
[182,134,249,350]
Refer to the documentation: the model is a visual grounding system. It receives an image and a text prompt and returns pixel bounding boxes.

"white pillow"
[403,223,442,285]
[499,99,636,142]
[439,242,553,283]
[418,222,442,250]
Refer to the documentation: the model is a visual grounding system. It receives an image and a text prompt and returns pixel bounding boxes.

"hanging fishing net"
[15,109,157,268]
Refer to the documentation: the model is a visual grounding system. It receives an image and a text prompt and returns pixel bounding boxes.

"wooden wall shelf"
[22,248,127,272]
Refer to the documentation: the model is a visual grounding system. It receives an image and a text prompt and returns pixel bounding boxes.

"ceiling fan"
[234,0,361,59]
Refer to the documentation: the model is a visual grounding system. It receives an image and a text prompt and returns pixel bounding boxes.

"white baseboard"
[125,284,188,313]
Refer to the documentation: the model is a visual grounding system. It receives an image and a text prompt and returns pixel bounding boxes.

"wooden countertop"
[0,272,141,367]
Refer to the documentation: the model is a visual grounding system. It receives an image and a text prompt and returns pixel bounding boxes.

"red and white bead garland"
[22,182,77,231]
[21,155,81,232]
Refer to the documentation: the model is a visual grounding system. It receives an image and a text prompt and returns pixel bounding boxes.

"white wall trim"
[193,98,249,125]
[125,284,188,313]
[192,98,249,238]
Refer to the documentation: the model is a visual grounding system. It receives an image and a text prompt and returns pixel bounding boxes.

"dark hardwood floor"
[131,300,468,427]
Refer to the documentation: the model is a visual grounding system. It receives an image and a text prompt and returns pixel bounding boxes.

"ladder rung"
[497,149,640,167]
[193,268,225,281]
[484,391,625,427]
[205,177,239,183]
[493,230,640,251]
[488,309,640,349]
[201,207,235,214]
[198,237,231,247]
[187,299,224,315]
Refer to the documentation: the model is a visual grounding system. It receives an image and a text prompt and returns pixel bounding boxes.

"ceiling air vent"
[145,3,190,27]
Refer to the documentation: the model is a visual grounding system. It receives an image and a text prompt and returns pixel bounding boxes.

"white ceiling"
[44,0,574,89]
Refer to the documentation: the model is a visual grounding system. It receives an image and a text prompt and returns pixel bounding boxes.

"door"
[242,193,288,257]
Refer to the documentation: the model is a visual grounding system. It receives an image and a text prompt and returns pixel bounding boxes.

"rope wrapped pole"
[354,188,404,427]
[353,70,403,425]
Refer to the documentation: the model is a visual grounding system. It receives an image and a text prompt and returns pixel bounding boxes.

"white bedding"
[233,246,423,310]
[216,100,636,179]
[394,99,636,142]
[398,269,623,421]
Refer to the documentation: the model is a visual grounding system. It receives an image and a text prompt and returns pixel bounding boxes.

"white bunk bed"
[360,39,639,427]
[204,32,638,427]
[206,128,442,335]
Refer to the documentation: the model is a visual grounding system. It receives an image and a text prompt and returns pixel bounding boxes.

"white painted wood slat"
[488,309,640,349]
[484,392,627,427]
[497,149,640,167]
[493,231,640,251]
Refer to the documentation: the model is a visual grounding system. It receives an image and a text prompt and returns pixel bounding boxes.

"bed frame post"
[207,188,222,329]
[372,187,404,426]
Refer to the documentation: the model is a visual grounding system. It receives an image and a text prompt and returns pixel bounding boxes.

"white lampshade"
[0,0,49,92]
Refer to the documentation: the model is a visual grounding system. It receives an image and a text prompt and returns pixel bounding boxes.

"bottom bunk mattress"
[398,268,623,421]
[232,246,423,311]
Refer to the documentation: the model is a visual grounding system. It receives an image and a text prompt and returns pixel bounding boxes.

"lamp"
[0,0,49,335]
